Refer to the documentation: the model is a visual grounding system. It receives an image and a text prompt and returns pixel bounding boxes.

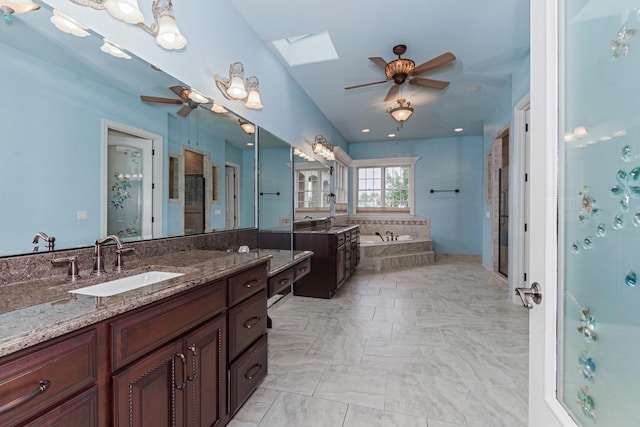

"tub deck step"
[357,250,435,271]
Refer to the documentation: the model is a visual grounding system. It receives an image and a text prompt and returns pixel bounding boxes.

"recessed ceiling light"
[388,133,396,138]
[247,142,254,146]
[454,128,463,132]
[598,136,612,141]
[361,129,370,133]
[613,129,627,137]
[464,85,481,93]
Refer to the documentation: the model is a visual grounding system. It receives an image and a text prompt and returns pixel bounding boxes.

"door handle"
[515,282,542,309]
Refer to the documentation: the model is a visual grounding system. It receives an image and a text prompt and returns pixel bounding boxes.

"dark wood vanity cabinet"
[293,226,359,299]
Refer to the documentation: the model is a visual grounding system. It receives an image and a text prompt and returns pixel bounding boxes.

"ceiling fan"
[140,85,203,117]
[345,45,456,102]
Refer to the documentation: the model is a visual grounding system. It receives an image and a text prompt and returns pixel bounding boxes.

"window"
[334,160,348,213]
[353,157,419,214]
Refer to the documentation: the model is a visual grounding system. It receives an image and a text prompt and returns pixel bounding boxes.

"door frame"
[529,0,578,424]
[101,119,163,239]
[181,147,212,234]
[512,95,530,303]
[225,162,240,229]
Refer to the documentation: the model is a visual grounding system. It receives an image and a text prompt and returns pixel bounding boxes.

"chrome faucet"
[91,235,133,276]
[32,232,55,252]
[385,231,394,241]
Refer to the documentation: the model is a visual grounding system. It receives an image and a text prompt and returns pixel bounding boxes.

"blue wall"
[349,136,484,254]
[258,147,293,230]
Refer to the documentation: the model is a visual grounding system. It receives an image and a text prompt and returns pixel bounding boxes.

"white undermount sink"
[69,271,185,297]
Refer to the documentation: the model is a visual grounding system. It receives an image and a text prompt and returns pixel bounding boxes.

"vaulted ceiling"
[230,0,530,143]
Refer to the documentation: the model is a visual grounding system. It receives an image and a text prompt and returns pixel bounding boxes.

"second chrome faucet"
[91,235,134,276]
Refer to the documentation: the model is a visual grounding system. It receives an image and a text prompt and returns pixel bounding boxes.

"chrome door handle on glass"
[515,282,542,309]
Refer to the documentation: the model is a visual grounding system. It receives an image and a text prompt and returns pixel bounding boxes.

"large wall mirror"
[293,154,331,221]
[0,5,255,257]
[257,128,292,249]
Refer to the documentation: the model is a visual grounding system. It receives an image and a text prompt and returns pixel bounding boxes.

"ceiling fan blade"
[140,95,184,105]
[409,77,450,90]
[413,52,456,76]
[176,105,195,117]
[383,84,400,103]
[170,85,188,99]
[344,79,388,90]
[368,56,388,72]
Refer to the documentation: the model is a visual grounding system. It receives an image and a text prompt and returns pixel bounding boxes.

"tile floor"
[229,256,529,427]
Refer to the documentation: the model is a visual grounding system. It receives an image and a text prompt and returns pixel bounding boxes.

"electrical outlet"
[77,211,88,220]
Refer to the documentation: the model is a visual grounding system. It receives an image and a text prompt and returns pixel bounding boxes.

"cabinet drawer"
[111,280,225,370]
[294,258,311,281]
[336,233,345,246]
[228,263,267,306]
[229,334,268,415]
[229,290,267,361]
[268,267,295,298]
[0,330,97,427]
[23,386,98,427]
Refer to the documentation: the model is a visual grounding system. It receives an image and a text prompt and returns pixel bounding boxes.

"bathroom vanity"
[0,249,311,426]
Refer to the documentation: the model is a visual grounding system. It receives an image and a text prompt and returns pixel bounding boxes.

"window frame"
[352,157,419,215]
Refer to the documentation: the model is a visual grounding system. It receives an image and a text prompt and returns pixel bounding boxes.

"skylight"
[272,31,339,66]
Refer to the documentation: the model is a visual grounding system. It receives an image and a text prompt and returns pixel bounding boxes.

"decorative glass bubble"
[595,223,606,237]
[582,236,593,249]
[622,144,632,162]
[576,386,596,421]
[578,186,602,224]
[571,242,581,254]
[625,270,637,287]
[578,349,596,382]
[634,212,640,227]
[613,213,625,229]
[578,307,597,342]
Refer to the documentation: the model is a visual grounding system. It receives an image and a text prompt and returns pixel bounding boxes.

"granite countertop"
[0,249,312,357]
[294,224,360,234]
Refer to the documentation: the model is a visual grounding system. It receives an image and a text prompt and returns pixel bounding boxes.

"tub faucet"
[385,231,394,241]
[374,232,385,242]
[92,235,133,276]
[32,232,55,252]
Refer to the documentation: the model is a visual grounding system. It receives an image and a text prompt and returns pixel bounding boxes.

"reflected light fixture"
[239,120,255,135]
[138,0,187,50]
[100,39,132,59]
[0,0,39,21]
[50,10,90,37]
[211,102,228,114]
[187,89,208,104]
[215,62,264,109]
[104,0,144,24]
[387,99,413,129]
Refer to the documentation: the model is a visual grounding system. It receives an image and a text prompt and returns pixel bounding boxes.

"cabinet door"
[184,315,227,427]
[336,244,346,286]
[113,340,185,427]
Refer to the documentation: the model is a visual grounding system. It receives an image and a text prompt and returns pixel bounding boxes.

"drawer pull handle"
[243,316,261,329]
[243,279,262,288]
[0,379,51,415]
[245,364,263,380]
[175,353,187,391]
[278,278,290,286]
[298,266,308,273]
[187,345,197,382]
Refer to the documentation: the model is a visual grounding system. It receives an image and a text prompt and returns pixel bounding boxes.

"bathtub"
[360,235,413,245]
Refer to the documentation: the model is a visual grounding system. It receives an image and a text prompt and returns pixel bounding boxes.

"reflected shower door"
[106,132,152,241]
[499,166,509,277]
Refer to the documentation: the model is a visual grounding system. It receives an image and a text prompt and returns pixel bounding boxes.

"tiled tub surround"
[339,217,434,271]
[0,244,311,357]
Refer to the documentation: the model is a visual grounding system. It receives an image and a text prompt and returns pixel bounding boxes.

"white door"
[528,0,640,425]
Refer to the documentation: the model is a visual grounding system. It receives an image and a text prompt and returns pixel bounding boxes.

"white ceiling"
[230,0,530,143]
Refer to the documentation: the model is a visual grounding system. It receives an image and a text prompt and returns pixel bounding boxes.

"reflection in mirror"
[293,150,331,221]
[257,129,293,249]
[0,4,255,257]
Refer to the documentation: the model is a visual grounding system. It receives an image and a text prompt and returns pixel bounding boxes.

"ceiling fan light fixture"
[239,120,255,135]
[385,58,414,83]
[105,0,144,24]
[187,89,208,104]
[211,102,227,113]
[388,99,413,124]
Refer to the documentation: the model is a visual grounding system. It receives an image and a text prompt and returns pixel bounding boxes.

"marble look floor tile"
[306,334,366,363]
[391,324,445,347]
[231,400,273,425]
[261,353,328,396]
[267,330,318,355]
[314,363,387,409]
[373,307,418,324]
[343,404,428,427]
[338,285,381,296]
[379,288,414,299]
[330,305,376,320]
[393,298,433,310]
[364,340,422,359]
[226,420,257,427]
[356,295,395,308]
[426,421,467,427]
[303,318,393,341]
[385,374,471,424]
[257,392,348,427]
[366,279,398,289]
[463,382,528,427]
[266,315,308,332]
